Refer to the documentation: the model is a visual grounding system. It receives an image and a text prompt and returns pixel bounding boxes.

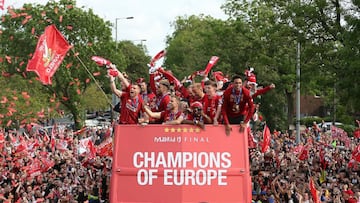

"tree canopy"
[0,0,137,129]
[165,0,360,129]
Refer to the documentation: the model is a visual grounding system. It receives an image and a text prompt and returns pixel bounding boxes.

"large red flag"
[261,125,271,153]
[0,0,4,10]
[309,178,320,203]
[26,25,71,85]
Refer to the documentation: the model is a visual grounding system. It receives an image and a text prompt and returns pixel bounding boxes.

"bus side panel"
[110,125,251,203]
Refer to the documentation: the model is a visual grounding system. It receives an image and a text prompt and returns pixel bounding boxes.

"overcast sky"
[2,0,228,57]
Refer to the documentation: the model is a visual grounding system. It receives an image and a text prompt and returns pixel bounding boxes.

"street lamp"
[115,16,134,47]
[112,16,134,122]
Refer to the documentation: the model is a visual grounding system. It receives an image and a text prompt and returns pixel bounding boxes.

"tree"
[118,40,151,82]
[0,0,123,129]
[165,15,237,80]
[0,74,52,128]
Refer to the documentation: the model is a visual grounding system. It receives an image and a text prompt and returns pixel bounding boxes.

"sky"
[2,0,228,57]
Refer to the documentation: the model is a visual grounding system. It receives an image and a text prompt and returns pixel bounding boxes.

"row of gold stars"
[164,127,201,133]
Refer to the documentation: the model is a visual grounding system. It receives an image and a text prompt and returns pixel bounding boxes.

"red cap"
[247,73,257,85]
[190,101,203,109]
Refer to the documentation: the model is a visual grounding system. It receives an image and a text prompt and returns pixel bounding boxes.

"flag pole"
[71,49,113,107]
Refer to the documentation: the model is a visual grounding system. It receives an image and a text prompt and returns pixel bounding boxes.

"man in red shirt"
[143,95,184,125]
[222,75,254,135]
[109,72,144,124]
[189,82,205,105]
[182,101,206,129]
[203,80,222,124]
[154,79,171,112]
[137,78,156,106]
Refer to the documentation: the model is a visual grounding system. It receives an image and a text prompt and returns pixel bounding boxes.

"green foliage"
[300,117,323,127]
[0,75,52,128]
[0,0,120,129]
[165,15,238,79]
[81,84,110,112]
[118,40,151,82]
[342,124,357,137]
[165,0,359,130]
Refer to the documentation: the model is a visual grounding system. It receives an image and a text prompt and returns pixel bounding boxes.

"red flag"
[157,67,181,89]
[261,125,271,153]
[91,56,111,66]
[354,128,360,138]
[55,139,68,151]
[309,178,320,203]
[41,157,55,172]
[74,126,87,135]
[0,0,4,10]
[298,145,309,161]
[352,144,360,162]
[26,25,71,85]
[212,71,229,83]
[26,158,42,177]
[247,126,256,148]
[88,140,96,159]
[202,56,219,76]
[149,50,165,67]
[97,136,113,157]
[292,145,304,155]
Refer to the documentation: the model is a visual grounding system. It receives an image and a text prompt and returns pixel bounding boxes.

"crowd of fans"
[249,121,360,203]
[0,125,112,203]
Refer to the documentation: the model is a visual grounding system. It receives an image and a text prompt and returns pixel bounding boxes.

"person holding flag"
[109,68,144,124]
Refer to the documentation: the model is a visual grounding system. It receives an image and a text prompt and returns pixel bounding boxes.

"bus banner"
[110,125,251,203]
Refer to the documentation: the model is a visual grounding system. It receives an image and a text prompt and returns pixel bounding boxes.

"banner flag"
[202,56,219,76]
[261,125,271,153]
[309,178,320,203]
[298,145,309,161]
[26,25,71,85]
[149,50,165,67]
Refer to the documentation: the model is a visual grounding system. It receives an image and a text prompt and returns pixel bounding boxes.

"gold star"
[177,128,182,133]
[171,128,176,133]
[195,128,200,133]
[182,128,188,133]
[164,128,169,133]
[189,128,194,133]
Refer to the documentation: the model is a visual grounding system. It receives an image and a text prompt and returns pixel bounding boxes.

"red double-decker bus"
[110,125,251,203]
